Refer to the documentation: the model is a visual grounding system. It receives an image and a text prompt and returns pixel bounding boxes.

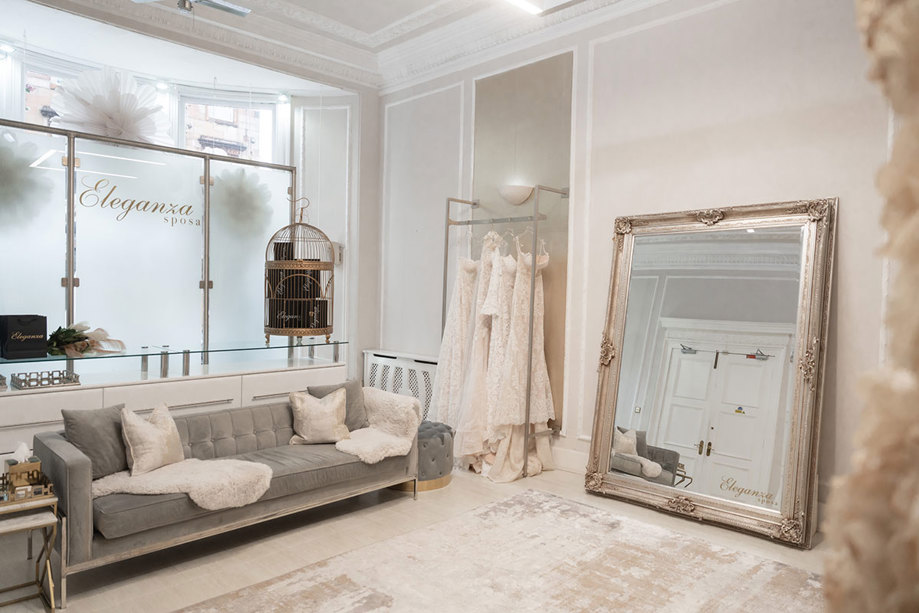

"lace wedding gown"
[454,232,503,471]
[431,257,478,429]
[488,239,555,482]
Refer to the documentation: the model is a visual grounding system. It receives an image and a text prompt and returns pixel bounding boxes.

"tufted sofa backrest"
[172,402,294,459]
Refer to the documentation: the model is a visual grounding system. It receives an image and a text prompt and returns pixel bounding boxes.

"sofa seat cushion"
[233,444,407,501]
[94,492,209,540]
[93,445,409,540]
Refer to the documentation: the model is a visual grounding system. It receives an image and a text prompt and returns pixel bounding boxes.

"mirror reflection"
[610,226,804,510]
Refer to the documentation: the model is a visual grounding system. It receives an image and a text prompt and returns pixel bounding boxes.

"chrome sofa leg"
[60,516,68,610]
[413,478,418,500]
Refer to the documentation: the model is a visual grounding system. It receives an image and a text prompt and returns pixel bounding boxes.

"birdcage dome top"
[265,221,334,264]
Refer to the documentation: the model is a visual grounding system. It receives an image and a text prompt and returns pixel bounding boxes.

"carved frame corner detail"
[598,336,616,369]
[792,199,831,222]
[798,336,820,391]
[696,209,725,226]
[775,516,804,544]
[614,217,633,235]
[665,495,696,515]
[585,471,604,491]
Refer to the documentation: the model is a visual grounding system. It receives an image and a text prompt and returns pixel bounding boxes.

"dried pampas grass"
[825,1,919,611]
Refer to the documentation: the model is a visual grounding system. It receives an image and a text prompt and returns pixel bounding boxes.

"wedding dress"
[493,238,554,427]
[483,249,517,445]
[431,257,478,429]
[454,232,503,471]
[488,238,555,483]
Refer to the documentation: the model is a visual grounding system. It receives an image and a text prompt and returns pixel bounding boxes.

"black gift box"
[0,315,47,359]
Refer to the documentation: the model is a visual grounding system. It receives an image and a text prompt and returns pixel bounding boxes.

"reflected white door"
[656,351,713,482]
[654,344,784,507]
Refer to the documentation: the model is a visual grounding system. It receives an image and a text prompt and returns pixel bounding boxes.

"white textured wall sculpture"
[51,67,172,145]
[825,1,919,611]
[0,138,53,225]
[211,167,273,235]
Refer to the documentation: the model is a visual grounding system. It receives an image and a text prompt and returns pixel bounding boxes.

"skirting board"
[552,446,589,475]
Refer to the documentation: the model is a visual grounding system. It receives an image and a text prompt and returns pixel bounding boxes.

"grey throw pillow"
[307,379,368,431]
[62,404,127,480]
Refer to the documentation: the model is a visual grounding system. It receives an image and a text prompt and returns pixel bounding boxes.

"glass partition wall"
[0,118,339,386]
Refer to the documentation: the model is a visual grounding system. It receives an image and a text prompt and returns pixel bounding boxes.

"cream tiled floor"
[0,468,824,612]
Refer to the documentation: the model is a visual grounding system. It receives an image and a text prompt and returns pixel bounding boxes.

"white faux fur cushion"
[121,403,184,476]
[336,387,420,464]
[613,428,638,456]
[92,458,272,510]
[289,387,350,445]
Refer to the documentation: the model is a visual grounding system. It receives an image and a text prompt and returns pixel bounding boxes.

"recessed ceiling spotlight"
[503,0,542,14]
[277,94,289,103]
[747,228,755,233]
[156,81,169,91]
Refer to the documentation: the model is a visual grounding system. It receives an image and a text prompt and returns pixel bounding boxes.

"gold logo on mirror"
[720,476,775,506]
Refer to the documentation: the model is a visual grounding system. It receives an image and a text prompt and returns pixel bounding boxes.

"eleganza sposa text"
[78,177,201,228]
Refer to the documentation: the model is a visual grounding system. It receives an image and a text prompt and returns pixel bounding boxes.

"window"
[182,101,274,163]
[23,70,65,127]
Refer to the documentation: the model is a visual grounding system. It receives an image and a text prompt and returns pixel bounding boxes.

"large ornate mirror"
[586,199,836,548]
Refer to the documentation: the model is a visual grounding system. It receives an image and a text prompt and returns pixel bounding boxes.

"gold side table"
[0,495,58,611]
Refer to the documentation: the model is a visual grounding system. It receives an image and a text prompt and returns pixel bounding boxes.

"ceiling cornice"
[26,0,675,93]
[31,0,383,89]
[377,0,672,93]
[241,0,486,50]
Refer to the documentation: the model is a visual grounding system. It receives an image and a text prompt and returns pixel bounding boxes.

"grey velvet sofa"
[609,428,679,487]
[33,392,419,608]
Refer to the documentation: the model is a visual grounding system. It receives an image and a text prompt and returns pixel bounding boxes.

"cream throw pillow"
[290,388,350,445]
[121,403,185,476]
[613,428,638,456]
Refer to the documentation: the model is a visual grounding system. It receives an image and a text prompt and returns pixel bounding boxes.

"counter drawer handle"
[168,398,234,410]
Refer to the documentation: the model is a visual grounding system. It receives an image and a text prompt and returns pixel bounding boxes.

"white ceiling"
[301,0,446,35]
[23,0,647,91]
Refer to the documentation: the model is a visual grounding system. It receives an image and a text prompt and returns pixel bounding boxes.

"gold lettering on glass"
[78,177,201,228]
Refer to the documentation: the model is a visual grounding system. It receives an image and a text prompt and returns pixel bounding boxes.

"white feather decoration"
[211,167,273,235]
[51,67,172,145]
[0,137,53,225]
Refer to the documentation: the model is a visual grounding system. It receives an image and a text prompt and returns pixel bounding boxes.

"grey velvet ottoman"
[394,421,454,492]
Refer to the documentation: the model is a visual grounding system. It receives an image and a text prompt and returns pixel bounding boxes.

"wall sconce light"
[277,94,289,103]
[499,184,534,206]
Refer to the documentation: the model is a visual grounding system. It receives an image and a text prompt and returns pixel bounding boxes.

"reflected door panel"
[706,352,784,506]
[609,226,803,510]
[655,349,712,484]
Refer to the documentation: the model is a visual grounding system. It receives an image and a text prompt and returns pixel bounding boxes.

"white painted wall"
[380,85,464,357]
[379,0,889,507]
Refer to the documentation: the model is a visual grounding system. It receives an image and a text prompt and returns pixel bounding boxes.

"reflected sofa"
[609,428,679,487]
[33,389,419,608]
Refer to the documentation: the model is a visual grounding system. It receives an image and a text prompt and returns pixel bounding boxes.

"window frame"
[177,88,285,165]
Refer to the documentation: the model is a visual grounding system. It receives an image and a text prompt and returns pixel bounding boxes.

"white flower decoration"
[0,137,53,225]
[51,67,172,145]
[211,167,273,235]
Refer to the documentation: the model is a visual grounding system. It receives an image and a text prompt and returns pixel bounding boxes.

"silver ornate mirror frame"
[585,199,837,549]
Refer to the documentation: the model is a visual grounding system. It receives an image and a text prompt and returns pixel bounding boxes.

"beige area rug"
[179,490,823,613]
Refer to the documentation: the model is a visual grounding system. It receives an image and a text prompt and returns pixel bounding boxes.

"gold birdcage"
[264,208,334,342]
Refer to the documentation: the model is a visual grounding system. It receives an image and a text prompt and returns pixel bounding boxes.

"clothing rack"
[441,185,568,477]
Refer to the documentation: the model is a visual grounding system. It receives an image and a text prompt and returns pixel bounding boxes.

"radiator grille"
[362,350,438,421]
